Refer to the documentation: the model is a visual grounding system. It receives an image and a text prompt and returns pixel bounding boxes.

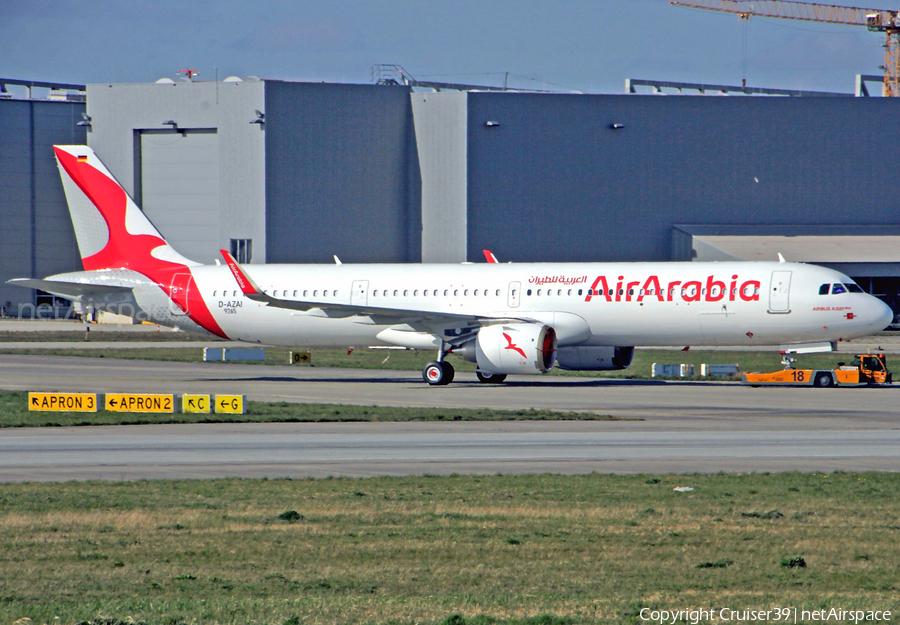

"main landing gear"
[423,360,455,385]
[421,340,508,386]
[422,340,454,385]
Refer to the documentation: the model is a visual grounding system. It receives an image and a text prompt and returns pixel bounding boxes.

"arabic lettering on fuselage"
[528,275,588,286]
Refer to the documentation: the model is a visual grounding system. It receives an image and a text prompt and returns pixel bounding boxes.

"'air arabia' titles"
[584,274,761,303]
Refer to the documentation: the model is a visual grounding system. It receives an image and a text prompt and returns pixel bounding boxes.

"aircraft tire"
[423,361,454,385]
[440,361,455,385]
[476,370,507,384]
[423,362,445,385]
[814,372,834,388]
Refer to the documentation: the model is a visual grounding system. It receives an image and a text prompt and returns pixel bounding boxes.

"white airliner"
[9,146,893,385]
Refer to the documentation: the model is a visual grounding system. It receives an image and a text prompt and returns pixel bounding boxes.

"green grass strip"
[0,473,898,624]
[0,390,615,428]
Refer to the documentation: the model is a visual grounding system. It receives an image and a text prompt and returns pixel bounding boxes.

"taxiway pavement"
[0,354,898,481]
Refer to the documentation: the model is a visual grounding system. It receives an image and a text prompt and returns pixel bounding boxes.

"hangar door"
[139,130,219,264]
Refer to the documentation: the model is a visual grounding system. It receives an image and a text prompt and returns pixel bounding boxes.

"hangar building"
[0,79,86,316]
[2,75,899,317]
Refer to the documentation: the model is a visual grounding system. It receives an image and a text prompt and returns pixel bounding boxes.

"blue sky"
[1,0,889,94]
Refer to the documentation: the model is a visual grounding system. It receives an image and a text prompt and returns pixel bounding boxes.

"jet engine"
[458,323,557,375]
[555,346,634,371]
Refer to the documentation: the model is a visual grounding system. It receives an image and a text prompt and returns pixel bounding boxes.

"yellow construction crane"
[671,0,900,96]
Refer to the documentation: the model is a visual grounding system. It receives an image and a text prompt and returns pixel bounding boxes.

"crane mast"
[671,0,900,96]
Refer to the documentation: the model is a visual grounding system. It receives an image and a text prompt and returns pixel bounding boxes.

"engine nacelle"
[469,324,557,375]
[555,346,634,371]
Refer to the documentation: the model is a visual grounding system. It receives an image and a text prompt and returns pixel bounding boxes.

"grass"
[0,389,615,428]
[0,344,883,380]
[0,473,898,624]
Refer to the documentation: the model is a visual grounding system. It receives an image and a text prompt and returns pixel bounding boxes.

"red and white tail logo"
[53,145,226,338]
[53,145,197,273]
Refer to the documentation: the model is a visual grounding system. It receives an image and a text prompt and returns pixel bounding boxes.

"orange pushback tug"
[742,353,892,388]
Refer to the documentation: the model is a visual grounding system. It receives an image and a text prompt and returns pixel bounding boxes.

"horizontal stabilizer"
[7,278,133,299]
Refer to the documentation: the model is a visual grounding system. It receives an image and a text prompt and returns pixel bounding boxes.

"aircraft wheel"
[440,361,455,385]
[476,370,507,384]
[423,361,454,386]
[814,372,834,388]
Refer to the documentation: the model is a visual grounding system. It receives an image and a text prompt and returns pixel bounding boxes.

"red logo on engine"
[503,332,528,359]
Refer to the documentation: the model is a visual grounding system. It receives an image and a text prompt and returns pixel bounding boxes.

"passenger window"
[414,290,418,296]
[537,289,542,296]
[832,283,847,295]
[578,289,583,296]
[303,290,308,297]
[403,290,408,296]
[293,290,297,297]
[464,289,468,296]
[313,290,318,297]
[527,289,532,296]
[568,289,572,296]
[443,290,448,296]
[819,284,830,295]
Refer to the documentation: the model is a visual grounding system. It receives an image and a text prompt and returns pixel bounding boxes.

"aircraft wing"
[219,250,533,339]
[7,278,134,300]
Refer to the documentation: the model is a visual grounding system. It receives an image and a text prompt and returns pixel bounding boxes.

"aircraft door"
[168,273,192,316]
[351,280,368,306]
[768,271,792,314]
[508,281,521,308]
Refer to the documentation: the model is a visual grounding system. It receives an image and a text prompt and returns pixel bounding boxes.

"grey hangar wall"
[3,77,899,314]
[463,93,899,263]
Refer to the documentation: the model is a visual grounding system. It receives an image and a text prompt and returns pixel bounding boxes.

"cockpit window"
[831,283,847,295]
[819,284,830,295]
[844,283,864,293]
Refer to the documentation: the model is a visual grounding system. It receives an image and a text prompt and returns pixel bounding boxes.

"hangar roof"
[692,235,900,263]
[673,226,900,277]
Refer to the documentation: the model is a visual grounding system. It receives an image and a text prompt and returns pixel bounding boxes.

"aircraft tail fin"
[53,145,198,272]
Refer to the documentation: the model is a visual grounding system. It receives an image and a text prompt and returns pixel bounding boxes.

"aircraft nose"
[870,297,894,332]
